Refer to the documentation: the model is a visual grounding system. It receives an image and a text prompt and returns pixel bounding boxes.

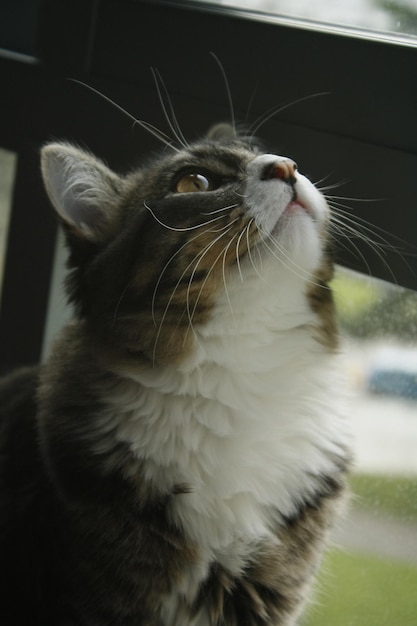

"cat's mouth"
[270,197,313,236]
[284,198,311,216]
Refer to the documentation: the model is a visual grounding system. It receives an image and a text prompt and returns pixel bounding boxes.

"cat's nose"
[261,158,298,182]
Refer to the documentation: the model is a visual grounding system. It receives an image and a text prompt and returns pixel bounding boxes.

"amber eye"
[175,173,213,193]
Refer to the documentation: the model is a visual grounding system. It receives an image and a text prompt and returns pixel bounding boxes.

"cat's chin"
[270,196,317,235]
[280,198,315,225]
[266,206,324,277]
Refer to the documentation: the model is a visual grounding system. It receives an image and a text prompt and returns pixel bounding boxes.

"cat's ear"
[206,123,236,142]
[41,142,123,242]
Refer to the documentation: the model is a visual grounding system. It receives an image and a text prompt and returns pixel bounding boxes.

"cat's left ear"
[41,142,123,242]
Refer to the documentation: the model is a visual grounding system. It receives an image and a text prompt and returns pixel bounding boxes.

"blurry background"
[200,0,417,38]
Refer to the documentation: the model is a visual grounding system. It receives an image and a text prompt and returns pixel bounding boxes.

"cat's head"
[41,124,334,366]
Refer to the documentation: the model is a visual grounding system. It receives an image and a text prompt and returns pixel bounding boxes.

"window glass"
[42,229,74,360]
[199,0,417,39]
[304,267,417,625]
[0,148,16,306]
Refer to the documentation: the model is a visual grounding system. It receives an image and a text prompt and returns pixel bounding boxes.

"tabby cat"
[0,122,350,625]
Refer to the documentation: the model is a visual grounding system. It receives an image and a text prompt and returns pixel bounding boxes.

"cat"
[0,121,351,625]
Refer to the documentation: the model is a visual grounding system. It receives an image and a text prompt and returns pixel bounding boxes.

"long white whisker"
[222,233,240,314]
[313,172,345,189]
[185,224,238,340]
[329,203,408,250]
[151,67,189,149]
[144,202,226,232]
[258,227,326,288]
[330,212,381,247]
[68,79,180,152]
[152,241,212,363]
[250,92,330,137]
[151,227,224,325]
[187,220,242,333]
[133,119,180,152]
[330,219,375,279]
[112,282,132,326]
[330,214,398,283]
[201,203,239,215]
[330,208,393,250]
[326,194,382,203]
[154,219,240,358]
[235,222,250,283]
[69,79,138,125]
[245,218,265,282]
[210,52,236,135]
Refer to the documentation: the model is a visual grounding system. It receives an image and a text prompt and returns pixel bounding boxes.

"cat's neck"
[146,256,322,376]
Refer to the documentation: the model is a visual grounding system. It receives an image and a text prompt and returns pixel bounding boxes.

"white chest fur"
[108,258,350,587]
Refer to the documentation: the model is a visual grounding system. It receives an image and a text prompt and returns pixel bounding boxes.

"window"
[198,0,417,39]
[0,148,16,306]
[303,269,417,625]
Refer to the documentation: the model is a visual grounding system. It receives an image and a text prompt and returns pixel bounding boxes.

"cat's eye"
[175,173,213,193]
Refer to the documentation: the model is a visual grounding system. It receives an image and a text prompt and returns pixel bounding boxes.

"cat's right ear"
[41,143,123,242]
[206,123,236,142]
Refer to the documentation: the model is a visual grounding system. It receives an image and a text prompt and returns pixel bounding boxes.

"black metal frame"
[1,0,416,372]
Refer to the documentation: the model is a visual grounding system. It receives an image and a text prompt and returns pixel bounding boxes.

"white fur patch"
[107,263,349,577]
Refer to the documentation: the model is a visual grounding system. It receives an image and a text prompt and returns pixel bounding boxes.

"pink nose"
[263,159,298,182]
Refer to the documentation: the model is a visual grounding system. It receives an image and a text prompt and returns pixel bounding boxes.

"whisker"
[152,242,210,363]
[69,79,180,152]
[245,218,265,282]
[69,79,138,126]
[329,214,398,283]
[258,227,326,288]
[235,222,250,283]
[330,207,393,249]
[133,119,180,152]
[151,67,190,149]
[201,203,239,215]
[244,83,259,126]
[154,219,240,358]
[330,220,376,279]
[210,52,236,135]
[326,194,383,203]
[186,220,242,334]
[250,92,330,137]
[221,233,240,314]
[151,227,222,325]
[185,224,237,340]
[316,179,349,191]
[112,281,133,326]
[329,204,405,251]
[143,202,226,232]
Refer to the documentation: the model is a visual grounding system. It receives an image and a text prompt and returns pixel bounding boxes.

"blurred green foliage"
[331,269,417,341]
[304,548,417,626]
[350,473,417,523]
[380,0,417,34]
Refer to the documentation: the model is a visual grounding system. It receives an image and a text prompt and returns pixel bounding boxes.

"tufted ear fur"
[41,143,123,242]
[206,123,236,142]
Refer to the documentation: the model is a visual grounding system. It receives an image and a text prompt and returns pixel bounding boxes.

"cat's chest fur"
[103,262,349,604]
